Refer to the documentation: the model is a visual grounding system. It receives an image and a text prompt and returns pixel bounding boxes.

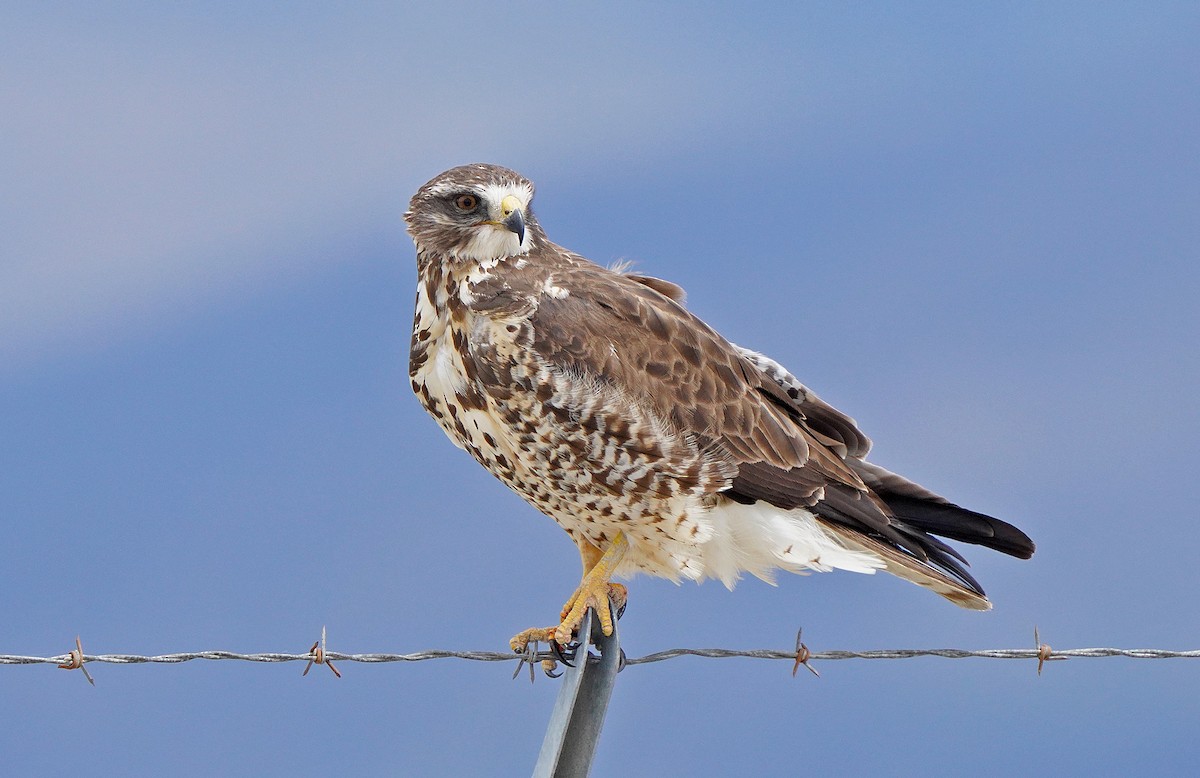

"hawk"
[405,163,1034,652]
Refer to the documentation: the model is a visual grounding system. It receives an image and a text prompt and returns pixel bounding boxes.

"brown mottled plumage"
[404,163,1034,645]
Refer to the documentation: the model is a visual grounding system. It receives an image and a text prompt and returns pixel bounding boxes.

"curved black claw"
[614,598,627,621]
[542,660,563,679]
[550,639,579,668]
[616,647,628,672]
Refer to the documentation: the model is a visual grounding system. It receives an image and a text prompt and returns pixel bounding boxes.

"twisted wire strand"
[4,645,1198,667]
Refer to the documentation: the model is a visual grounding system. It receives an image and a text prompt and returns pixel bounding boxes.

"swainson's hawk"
[404,163,1034,651]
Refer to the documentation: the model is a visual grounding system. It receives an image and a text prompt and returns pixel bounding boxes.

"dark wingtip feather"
[883,496,1035,559]
[848,461,1035,559]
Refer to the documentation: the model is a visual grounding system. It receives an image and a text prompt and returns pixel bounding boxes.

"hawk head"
[405,163,539,263]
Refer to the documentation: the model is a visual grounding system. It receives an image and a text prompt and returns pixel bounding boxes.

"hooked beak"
[499,194,526,243]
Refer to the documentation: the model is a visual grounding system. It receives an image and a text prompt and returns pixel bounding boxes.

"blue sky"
[2,2,1199,775]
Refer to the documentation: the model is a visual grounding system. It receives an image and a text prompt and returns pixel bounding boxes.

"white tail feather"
[696,501,884,588]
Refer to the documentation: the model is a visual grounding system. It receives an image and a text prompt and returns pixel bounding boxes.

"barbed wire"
[624,647,1200,662]
[5,629,1199,685]
[9,646,1198,667]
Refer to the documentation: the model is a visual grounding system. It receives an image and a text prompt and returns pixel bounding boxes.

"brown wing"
[530,261,863,489]
[521,258,1033,598]
[524,261,952,560]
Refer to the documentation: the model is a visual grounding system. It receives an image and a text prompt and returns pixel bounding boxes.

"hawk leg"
[510,532,629,653]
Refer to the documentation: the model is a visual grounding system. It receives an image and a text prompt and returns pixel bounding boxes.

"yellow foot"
[509,532,630,653]
[508,582,628,654]
[557,581,626,645]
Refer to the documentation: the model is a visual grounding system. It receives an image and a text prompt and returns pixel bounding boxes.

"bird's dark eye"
[453,194,479,211]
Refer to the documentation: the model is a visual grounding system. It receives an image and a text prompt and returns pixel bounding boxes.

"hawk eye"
[453,194,479,211]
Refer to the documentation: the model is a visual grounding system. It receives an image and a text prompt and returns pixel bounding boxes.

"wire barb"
[57,636,95,686]
[513,639,540,682]
[791,628,819,678]
[1034,626,1052,676]
[302,626,341,679]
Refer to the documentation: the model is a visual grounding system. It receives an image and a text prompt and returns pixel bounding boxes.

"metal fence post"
[532,608,621,777]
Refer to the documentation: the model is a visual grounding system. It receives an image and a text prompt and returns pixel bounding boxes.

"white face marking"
[479,182,532,215]
[437,181,534,263]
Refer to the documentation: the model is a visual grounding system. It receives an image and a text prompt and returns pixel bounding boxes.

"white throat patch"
[456,224,530,265]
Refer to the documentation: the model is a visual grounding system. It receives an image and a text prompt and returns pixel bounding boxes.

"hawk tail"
[820,521,994,610]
